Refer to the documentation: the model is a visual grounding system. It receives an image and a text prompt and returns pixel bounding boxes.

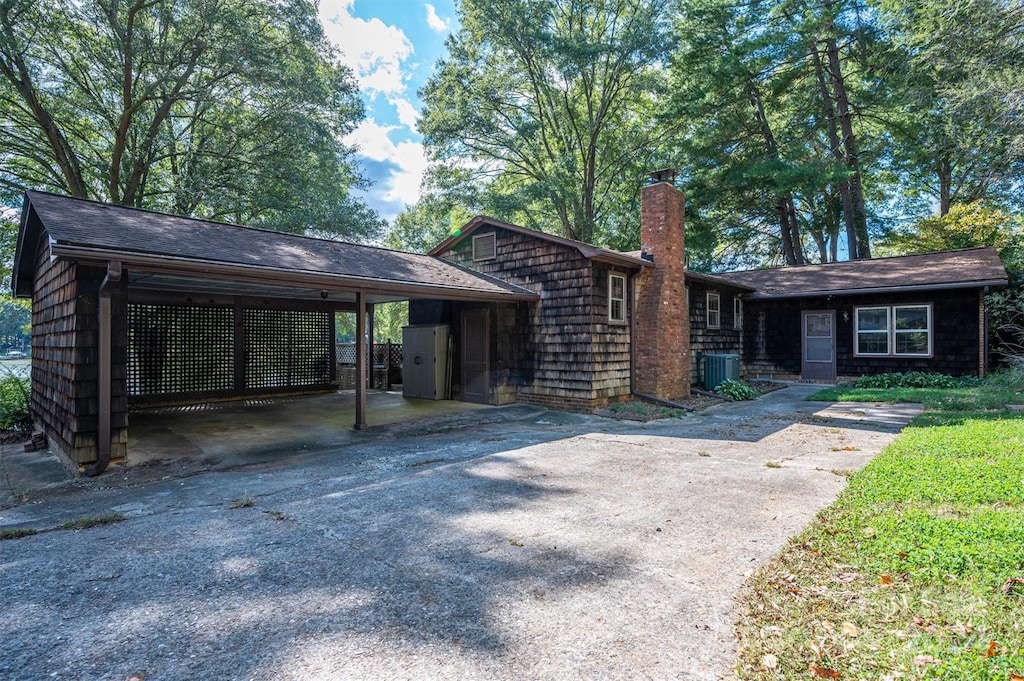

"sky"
[317,0,459,224]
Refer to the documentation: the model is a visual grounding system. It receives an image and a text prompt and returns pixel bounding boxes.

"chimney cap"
[648,168,676,184]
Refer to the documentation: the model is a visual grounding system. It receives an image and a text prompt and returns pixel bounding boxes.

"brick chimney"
[633,174,690,400]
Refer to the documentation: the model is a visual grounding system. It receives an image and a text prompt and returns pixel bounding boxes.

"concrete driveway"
[0,386,919,680]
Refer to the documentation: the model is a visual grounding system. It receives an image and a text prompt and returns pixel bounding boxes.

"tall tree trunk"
[824,36,870,258]
[811,46,859,260]
[747,81,804,265]
[937,156,952,216]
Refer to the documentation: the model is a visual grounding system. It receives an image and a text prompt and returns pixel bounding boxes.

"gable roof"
[720,247,1008,299]
[13,191,539,303]
[428,215,652,270]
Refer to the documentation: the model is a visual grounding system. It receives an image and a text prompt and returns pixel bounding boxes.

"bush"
[716,379,760,400]
[852,371,962,390]
[0,375,31,432]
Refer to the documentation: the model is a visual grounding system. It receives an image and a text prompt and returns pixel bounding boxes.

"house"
[719,249,1008,381]
[11,179,1008,473]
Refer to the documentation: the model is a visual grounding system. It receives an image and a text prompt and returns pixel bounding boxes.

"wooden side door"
[461,308,490,403]
[801,310,836,381]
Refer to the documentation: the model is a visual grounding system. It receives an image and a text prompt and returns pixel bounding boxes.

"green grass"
[736,377,1024,680]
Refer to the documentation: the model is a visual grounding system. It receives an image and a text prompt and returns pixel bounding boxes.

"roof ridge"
[721,246,998,276]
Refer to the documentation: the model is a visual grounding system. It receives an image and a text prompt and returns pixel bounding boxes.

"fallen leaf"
[786,587,801,595]
[863,527,877,538]
[1009,673,1023,681]
[1002,577,1024,596]
[879,574,894,585]
[761,653,779,670]
[913,654,942,667]
[810,664,841,678]
[984,640,999,658]
[841,622,859,637]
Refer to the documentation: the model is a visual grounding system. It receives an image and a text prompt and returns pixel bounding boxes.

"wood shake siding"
[428,225,632,407]
[31,236,128,466]
[687,282,743,386]
[743,289,984,378]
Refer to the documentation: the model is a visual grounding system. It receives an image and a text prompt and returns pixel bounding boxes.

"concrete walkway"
[0,386,920,680]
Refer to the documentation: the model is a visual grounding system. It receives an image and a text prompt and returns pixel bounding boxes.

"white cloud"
[389,97,419,129]
[346,120,428,209]
[319,0,413,97]
[425,4,450,32]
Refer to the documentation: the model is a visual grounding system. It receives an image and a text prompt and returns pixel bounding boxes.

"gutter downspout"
[627,270,694,412]
[85,261,122,477]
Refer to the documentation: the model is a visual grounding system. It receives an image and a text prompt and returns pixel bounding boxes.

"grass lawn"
[733,377,1024,680]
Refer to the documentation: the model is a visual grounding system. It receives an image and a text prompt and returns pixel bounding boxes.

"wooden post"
[355,292,367,430]
[367,303,375,389]
[86,261,121,477]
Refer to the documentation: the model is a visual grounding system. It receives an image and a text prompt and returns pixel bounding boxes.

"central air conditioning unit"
[703,353,741,391]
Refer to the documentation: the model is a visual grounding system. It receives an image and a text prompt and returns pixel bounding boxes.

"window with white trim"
[472,233,496,261]
[608,273,626,323]
[854,304,932,357]
[707,292,720,329]
[733,297,743,330]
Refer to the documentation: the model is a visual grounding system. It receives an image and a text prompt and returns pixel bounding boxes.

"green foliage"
[0,374,30,432]
[419,0,673,246]
[0,0,380,239]
[715,378,761,400]
[852,372,963,389]
[878,201,1021,256]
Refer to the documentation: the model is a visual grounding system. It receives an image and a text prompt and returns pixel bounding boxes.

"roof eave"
[743,279,1009,300]
[51,243,541,303]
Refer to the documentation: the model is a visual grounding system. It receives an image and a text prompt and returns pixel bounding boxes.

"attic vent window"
[473,233,496,261]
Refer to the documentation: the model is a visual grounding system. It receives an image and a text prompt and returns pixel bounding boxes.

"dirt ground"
[0,386,919,680]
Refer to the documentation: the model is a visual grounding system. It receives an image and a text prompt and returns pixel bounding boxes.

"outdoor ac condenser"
[704,353,741,391]
[402,324,450,400]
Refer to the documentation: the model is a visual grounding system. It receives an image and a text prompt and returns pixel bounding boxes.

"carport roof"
[13,191,539,303]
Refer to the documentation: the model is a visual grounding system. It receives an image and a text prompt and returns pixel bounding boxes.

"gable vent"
[473,233,497,261]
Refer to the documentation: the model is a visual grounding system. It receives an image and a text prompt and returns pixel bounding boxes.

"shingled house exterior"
[719,249,1009,381]
[12,180,1008,473]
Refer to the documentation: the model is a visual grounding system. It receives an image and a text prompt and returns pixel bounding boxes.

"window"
[472,233,496,261]
[608,273,626,323]
[855,304,932,357]
[707,292,720,328]
[733,297,743,330]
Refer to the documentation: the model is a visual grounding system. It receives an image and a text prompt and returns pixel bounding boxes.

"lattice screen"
[243,309,332,389]
[127,304,234,396]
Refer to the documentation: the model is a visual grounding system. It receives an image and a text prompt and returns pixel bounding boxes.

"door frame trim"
[801,309,837,381]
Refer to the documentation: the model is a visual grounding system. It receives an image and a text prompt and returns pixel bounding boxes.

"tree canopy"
[0,0,381,238]
[419,0,674,246]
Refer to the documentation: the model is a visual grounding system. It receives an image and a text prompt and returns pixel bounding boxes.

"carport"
[12,191,538,475]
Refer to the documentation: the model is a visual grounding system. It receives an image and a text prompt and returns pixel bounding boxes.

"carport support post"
[86,260,122,477]
[355,292,367,430]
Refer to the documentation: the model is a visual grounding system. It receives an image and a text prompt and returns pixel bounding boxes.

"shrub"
[0,375,31,432]
[716,379,760,400]
[852,371,962,390]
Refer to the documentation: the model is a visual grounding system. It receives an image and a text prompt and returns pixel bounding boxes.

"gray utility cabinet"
[402,324,450,400]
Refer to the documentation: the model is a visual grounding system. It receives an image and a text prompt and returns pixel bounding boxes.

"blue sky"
[317,1,459,223]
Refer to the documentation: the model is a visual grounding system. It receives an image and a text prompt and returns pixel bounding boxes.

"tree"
[877,0,1024,217]
[419,0,674,246]
[877,201,1020,255]
[0,0,381,238]
[664,0,888,267]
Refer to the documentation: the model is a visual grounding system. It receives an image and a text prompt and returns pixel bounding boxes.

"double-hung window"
[854,304,932,357]
[733,297,743,330]
[608,273,626,324]
[707,292,721,329]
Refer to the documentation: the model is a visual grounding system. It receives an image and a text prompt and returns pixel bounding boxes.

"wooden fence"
[336,341,403,389]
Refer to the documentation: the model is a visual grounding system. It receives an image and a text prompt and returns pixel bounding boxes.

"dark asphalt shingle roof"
[18,191,538,300]
[719,247,1008,298]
